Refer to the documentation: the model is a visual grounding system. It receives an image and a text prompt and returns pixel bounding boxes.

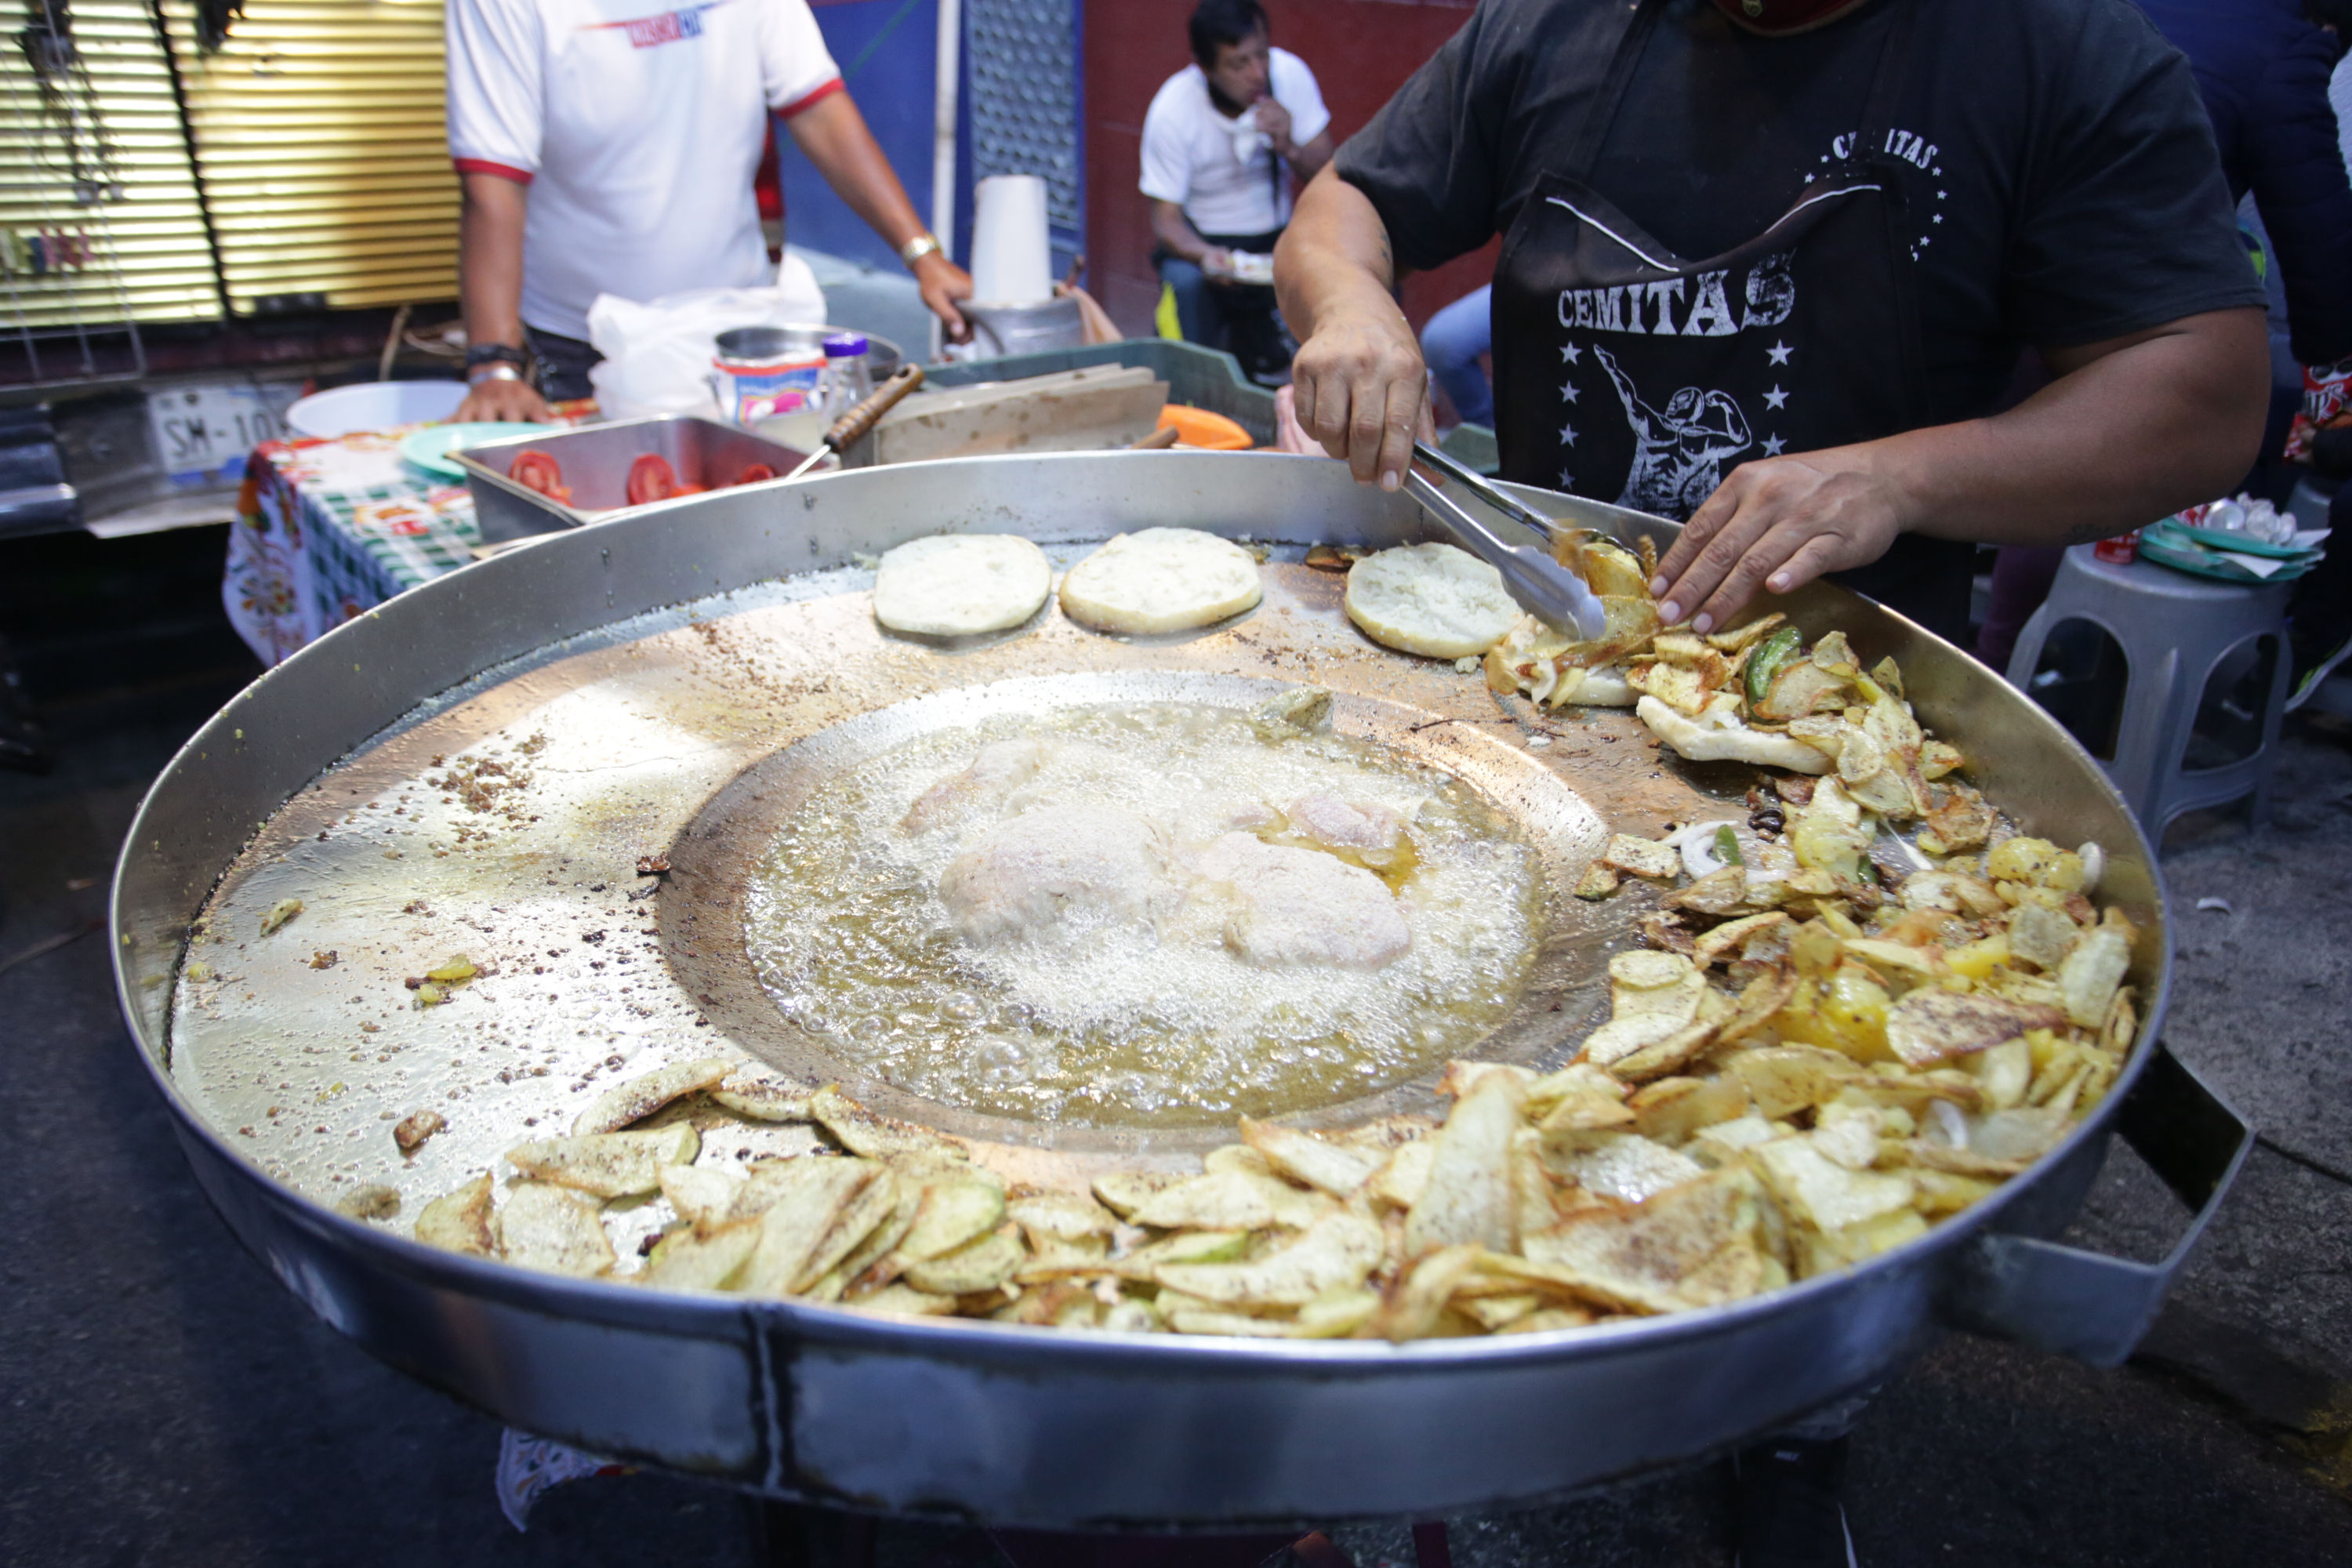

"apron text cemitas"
[1492,0,1925,523]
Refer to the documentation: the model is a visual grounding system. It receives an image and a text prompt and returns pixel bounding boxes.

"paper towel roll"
[970,174,1054,306]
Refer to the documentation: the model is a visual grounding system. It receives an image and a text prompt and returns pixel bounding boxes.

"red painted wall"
[1082,0,1498,340]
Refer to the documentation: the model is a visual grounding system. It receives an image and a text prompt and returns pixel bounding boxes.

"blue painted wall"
[779,0,941,270]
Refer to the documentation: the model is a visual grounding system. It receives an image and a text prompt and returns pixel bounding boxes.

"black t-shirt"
[1336,0,2265,428]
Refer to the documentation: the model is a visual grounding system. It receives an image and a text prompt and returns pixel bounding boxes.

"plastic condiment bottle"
[821,333,874,420]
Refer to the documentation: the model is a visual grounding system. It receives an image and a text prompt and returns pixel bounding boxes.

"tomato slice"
[626,452,679,506]
[507,449,570,503]
[733,463,778,485]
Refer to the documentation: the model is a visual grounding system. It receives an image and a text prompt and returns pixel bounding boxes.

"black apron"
[1490,0,1973,643]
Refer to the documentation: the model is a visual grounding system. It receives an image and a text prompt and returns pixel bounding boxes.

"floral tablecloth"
[223,405,593,666]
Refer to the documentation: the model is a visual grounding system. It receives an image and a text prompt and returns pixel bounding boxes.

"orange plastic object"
[1156,405,1253,450]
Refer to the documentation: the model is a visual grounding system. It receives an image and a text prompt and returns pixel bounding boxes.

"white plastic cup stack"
[969,175,1054,307]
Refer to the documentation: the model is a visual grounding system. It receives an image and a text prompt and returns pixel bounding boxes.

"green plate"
[2139,526,2314,584]
[398,421,555,480]
[2166,517,2323,558]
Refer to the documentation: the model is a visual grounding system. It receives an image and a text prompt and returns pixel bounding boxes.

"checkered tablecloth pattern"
[223,405,593,666]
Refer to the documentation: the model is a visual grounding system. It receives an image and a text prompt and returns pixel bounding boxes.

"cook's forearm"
[1274,169,1397,337]
[458,171,529,349]
[1882,308,2270,546]
[1150,202,1217,267]
[785,92,930,250]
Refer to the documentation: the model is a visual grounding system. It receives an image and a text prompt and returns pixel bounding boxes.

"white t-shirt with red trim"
[447,0,840,341]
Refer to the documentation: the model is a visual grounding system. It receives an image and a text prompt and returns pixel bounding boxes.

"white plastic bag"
[585,252,826,419]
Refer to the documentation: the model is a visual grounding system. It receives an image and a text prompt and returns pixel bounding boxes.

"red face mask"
[1708,0,1875,34]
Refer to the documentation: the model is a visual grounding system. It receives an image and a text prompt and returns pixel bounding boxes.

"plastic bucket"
[286,379,467,439]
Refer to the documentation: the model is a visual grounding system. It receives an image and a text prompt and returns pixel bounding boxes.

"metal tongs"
[1403,441,1609,640]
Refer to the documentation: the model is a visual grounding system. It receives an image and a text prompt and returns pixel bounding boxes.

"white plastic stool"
[2006,545,2294,834]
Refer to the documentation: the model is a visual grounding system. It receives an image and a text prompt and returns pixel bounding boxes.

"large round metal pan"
[112,452,2248,1529]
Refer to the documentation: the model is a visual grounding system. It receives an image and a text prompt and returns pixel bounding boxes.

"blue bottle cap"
[822,332,869,358]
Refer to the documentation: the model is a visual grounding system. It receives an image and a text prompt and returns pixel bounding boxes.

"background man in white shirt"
[1138,0,1331,381]
[447,0,971,420]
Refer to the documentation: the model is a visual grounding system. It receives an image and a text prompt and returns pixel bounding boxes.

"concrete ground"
[2,559,2348,1566]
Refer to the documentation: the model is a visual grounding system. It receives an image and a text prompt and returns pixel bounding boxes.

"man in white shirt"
[1138,0,1331,380]
[447,0,971,419]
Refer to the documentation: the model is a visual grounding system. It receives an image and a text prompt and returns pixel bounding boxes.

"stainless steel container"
[452,414,810,543]
[113,452,2247,1529]
[964,297,1087,359]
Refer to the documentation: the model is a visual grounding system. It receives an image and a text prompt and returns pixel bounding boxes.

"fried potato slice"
[2005,902,2082,971]
[1627,660,1715,717]
[1599,833,1682,881]
[1402,1069,1525,1255]
[1578,1009,1696,1069]
[644,1216,761,1291]
[845,1283,958,1318]
[737,1158,879,1296]
[1203,1144,1274,1179]
[797,1166,903,1292]
[659,1162,751,1231]
[1726,1046,1861,1120]
[1610,949,1700,1008]
[1239,1118,1385,1197]
[506,1123,699,1198]
[2058,925,2132,1029]
[1517,1173,1766,1314]
[572,1057,735,1136]
[1006,1190,1120,1246]
[709,1069,815,1123]
[1092,1170,1186,1218]
[496,1182,615,1277]
[811,1085,969,1161]
[415,1172,495,1256]
[902,1225,1026,1295]
[1552,1131,1707,1203]
[1370,1243,1485,1341]
[1574,862,1622,900]
[1607,1020,1724,1086]
[1366,1138,1437,1211]
[1800,1208,1929,1276]
[1882,989,2063,1069]
[1630,1075,1751,1145]
[1154,1210,1386,1307]
[1130,1169,1330,1232]
[1751,1138,1915,1232]
[896,1171,1009,1262]
[1706,613,1788,654]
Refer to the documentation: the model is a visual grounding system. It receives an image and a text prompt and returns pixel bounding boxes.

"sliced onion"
[1665,819,1745,880]
[2076,840,2104,895]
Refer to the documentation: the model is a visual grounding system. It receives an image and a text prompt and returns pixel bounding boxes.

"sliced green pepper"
[1714,824,1744,868]
[1744,626,1804,707]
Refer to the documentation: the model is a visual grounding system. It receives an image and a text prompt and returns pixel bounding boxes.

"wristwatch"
[463,341,533,386]
[898,233,942,267]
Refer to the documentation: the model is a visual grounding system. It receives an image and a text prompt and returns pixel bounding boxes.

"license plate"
[147,380,299,483]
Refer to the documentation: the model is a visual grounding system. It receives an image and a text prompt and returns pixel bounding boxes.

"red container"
[2094,530,2141,564]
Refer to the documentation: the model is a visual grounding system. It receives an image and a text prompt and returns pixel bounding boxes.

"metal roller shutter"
[158,0,459,314]
[0,0,220,330]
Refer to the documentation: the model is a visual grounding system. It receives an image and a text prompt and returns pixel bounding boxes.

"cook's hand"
[455,376,551,425]
[1200,246,1237,285]
[915,252,975,344]
[1650,445,1912,633]
[1290,300,1430,488]
[1253,97,1294,151]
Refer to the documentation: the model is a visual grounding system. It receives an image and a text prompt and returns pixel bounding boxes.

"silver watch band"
[466,363,523,387]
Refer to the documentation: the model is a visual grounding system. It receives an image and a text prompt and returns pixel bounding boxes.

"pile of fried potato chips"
[412,623,2140,1341]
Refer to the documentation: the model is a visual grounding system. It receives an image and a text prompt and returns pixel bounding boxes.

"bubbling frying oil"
[740,703,1541,1126]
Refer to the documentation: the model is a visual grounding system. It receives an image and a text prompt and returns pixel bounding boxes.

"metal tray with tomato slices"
[454,414,811,543]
